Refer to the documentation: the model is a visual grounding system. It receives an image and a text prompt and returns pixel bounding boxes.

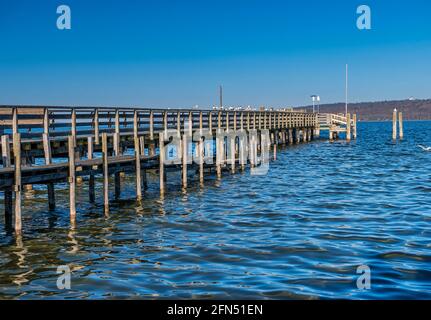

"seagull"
[418,145,431,151]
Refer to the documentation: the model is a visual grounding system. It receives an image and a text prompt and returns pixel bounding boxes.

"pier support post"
[102,133,109,214]
[230,136,236,174]
[88,137,95,203]
[249,133,257,168]
[13,133,22,234]
[134,133,142,201]
[159,134,165,195]
[399,112,404,140]
[43,128,55,210]
[216,131,222,178]
[392,108,397,141]
[113,132,121,200]
[2,135,12,227]
[199,137,204,184]
[182,134,188,188]
[239,135,246,171]
[68,136,76,223]
[288,129,293,145]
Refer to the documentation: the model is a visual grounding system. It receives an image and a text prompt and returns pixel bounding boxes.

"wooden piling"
[2,135,12,225]
[102,133,109,214]
[13,133,22,234]
[392,109,397,140]
[159,134,165,194]
[182,134,188,188]
[250,134,256,167]
[399,112,404,140]
[134,132,142,200]
[88,136,95,203]
[68,135,76,222]
[94,108,100,145]
[1,135,11,167]
[288,129,293,145]
[43,111,55,210]
[71,109,77,147]
[230,136,236,174]
[352,114,357,139]
[216,132,222,178]
[199,137,204,184]
[114,112,121,199]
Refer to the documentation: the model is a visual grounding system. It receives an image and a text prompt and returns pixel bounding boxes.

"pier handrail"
[0,106,318,141]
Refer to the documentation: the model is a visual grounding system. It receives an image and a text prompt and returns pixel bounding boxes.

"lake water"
[0,121,430,299]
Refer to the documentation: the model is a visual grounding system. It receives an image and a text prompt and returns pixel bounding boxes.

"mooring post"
[392,108,397,140]
[182,134,188,188]
[353,114,357,139]
[159,133,165,194]
[68,135,76,222]
[102,133,109,214]
[346,113,351,141]
[399,112,404,140]
[87,136,95,203]
[13,133,22,234]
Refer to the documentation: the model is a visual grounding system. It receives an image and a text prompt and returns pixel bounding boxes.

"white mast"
[345,64,348,115]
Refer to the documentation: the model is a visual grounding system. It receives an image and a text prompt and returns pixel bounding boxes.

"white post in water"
[399,112,404,140]
[392,108,397,140]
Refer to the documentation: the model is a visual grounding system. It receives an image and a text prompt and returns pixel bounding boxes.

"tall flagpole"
[345,64,348,116]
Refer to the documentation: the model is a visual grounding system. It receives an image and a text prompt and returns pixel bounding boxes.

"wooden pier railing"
[0,106,353,235]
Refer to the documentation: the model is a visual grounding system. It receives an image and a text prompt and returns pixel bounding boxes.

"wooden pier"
[0,106,356,234]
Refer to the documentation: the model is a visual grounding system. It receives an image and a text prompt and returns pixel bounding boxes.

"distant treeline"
[299,99,431,121]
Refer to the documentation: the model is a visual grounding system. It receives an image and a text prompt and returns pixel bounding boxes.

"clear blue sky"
[1,0,431,108]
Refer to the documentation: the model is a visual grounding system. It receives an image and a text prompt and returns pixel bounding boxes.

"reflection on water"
[1,121,431,299]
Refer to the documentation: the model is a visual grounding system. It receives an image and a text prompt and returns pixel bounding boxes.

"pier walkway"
[0,106,357,234]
